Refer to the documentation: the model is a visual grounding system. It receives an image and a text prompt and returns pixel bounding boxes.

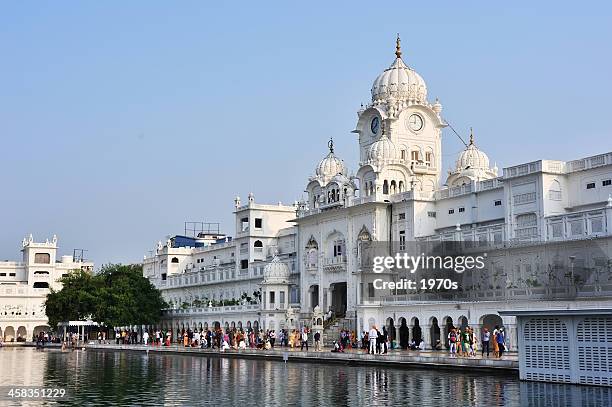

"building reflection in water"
[0,348,605,406]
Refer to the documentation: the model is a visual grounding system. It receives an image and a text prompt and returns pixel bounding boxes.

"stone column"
[421,324,432,350]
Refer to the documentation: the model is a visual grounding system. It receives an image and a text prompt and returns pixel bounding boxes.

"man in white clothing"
[143,330,149,346]
[369,326,378,355]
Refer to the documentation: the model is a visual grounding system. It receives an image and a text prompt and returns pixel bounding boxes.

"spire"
[469,127,474,145]
[395,33,402,59]
[328,137,334,153]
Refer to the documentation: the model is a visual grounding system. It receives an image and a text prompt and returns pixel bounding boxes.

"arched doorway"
[309,285,319,311]
[17,326,27,342]
[253,321,259,332]
[411,317,422,344]
[458,316,468,329]
[329,282,347,317]
[480,314,503,331]
[430,317,441,349]
[33,325,49,337]
[4,326,15,342]
[443,317,454,349]
[386,318,396,347]
[398,317,409,349]
[213,321,221,331]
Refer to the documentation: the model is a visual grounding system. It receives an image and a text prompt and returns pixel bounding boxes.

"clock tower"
[355,35,446,199]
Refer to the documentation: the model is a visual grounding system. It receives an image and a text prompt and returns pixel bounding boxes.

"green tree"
[44,264,167,329]
[45,269,100,328]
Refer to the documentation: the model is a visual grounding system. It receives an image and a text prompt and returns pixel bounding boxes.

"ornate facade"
[145,37,612,350]
[0,235,94,341]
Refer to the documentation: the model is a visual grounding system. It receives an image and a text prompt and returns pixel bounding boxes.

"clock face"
[408,114,424,132]
[370,117,380,135]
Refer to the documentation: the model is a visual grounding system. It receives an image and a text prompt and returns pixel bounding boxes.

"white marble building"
[146,37,612,350]
[0,235,94,341]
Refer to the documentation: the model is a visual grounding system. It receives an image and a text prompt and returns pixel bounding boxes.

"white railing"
[546,209,609,241]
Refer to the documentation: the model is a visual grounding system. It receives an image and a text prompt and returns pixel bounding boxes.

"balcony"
[323,256,347,273]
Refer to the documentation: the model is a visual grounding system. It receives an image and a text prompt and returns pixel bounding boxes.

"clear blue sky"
[1,2,611,267]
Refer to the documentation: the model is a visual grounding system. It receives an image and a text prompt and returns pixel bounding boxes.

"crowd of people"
[103,324,508,359]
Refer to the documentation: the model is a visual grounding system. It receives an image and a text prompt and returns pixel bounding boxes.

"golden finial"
[469,127,474,145]
[395,33,402,58]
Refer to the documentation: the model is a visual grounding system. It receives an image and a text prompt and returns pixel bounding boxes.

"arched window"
[390,180,397,194]
[34,271,49,275]
[254,240,263,253]
[383,180,389,194]
[425,151,433,167]
[171,257,179,263]
[33,282,49,289]
[398,181,404,192]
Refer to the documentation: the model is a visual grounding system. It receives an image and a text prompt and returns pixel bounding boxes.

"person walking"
[369,326,378,355]
[143,330,149,346]
[314,331,321,351]
[300,329,309,351]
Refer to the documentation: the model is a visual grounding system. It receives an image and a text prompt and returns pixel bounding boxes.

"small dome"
[371,36,427,104]
[446,129,498,187]
[316,139,346,179]
[368,135,398,163]
[455,133,490,171]
[263,256,289,282]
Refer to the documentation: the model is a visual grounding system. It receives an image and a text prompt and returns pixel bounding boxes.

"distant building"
[0,235,94,341]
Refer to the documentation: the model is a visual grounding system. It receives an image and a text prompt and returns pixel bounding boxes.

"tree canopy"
[45,264,167,329]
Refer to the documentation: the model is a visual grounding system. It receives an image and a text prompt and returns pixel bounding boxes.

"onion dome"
[368,134,398,163]
[263,255,289,283]
[455,130,491,171]
[316,138,347,179]
[446,128,498,187]
[371,35,427,104]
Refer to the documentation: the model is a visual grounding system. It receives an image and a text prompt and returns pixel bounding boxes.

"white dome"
[446,130,498,187]
[455,135,490,172]
[316,152,346,178]
[263,256,289,282]
[316,139,346,179]
[368,135,398,163]
[371,37,427,104]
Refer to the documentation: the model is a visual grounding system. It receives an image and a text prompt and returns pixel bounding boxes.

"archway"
[329,282,347,317]
[238,322,243,330]
[411,317,422,344]
[253,321,259,332]
[480,314,503,331]
[213,321,221,331]
[17,326,27,342]
[33,325,49,337]
[246,321,252,331]
[4,326,15,342]
[458,316,468,329]
[309,285,319,311]
[430,317,441,349]
[398,317,409,349]
[386,317,396,346]
[443,317,454,349]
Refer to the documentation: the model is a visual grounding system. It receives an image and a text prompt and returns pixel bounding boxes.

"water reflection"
[0,347,609,406]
